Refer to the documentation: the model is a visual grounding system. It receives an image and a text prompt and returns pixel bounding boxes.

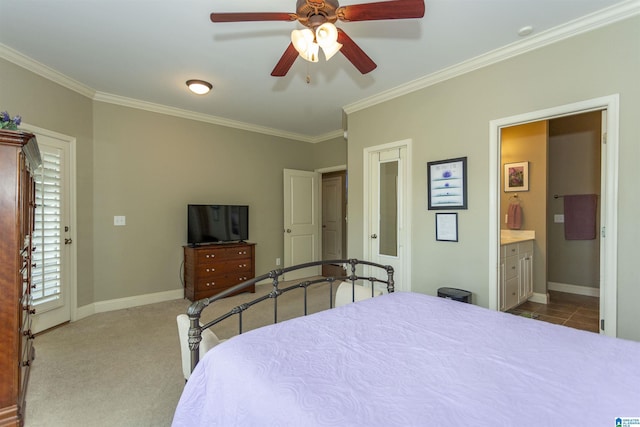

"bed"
[173,261,640,426]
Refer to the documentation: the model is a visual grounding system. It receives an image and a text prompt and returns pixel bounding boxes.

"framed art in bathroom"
[504,161,529,192]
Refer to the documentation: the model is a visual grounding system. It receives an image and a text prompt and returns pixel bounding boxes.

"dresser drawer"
[222,246,252,260]
[195,273,253,292]
[192,247,227,265]
[193,260,251,281]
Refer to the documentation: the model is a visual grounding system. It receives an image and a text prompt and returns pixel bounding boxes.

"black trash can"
[437,287,472,303]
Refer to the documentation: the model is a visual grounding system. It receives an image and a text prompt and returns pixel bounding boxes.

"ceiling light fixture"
[518,25,534,37]
[291,22,342,63]
[186,80,213,95]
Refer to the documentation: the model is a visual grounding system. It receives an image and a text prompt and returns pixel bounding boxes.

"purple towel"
[564,194,598,240]
[507,203,522,230]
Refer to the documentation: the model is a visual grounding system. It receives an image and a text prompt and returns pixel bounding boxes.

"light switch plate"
[554,214,565,223]
[114,215,126,226]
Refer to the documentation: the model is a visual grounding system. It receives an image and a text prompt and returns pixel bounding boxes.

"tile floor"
[512,290,600,333]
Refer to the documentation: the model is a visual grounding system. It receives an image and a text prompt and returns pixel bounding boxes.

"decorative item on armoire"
[0,110,22,130]
[506,194,522,230]
[563,194,598,240]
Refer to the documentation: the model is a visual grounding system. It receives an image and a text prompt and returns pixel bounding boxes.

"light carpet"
[26,280,337,427]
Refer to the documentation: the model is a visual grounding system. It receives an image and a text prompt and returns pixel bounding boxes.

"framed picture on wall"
[504,161,529,192]
[435,212,458,242]
[427,157,467,210]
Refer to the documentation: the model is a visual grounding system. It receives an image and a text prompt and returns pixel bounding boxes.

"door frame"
[22,123,78,324]
[363,140,412,292]
[488,94,619,337]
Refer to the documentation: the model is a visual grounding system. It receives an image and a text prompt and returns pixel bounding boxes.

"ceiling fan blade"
[210,12,297,23]
[337,0,425,22]
[336,29,377,74]
[271,43,299,77]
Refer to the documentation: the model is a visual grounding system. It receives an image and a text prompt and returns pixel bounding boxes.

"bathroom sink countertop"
[500,230,535,245]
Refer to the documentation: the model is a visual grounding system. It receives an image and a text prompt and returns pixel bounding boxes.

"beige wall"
[346,16,640,341]
[91,103,324,301]
[1,57,346,306]
[501,121,548,295]
[0,58,96,306]
[548,112,601,288]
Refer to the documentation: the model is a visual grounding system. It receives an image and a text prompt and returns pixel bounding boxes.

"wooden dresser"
[183,242,256,301]
[0,130,41,427]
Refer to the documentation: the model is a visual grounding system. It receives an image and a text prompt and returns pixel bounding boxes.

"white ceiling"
[0,0,631,141]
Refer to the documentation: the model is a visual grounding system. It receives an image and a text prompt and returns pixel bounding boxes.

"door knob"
[371,234,378,239]
[286,229,292,233]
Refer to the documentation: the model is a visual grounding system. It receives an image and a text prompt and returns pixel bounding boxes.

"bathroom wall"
[500,121,548,295]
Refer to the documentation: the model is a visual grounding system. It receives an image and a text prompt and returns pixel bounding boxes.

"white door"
[27,129,75,333]
[322,175,343,260]
[364,141,412,292]
[284,169,321,280]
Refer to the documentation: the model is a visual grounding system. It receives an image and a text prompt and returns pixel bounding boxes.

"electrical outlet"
[276,258,281,266]
[114,216,126,226]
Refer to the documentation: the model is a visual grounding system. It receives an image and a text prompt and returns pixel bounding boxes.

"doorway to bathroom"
[500,112,602,332]
[488,95,619,337]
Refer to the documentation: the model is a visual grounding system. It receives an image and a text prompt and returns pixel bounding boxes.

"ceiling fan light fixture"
[321,42,343,60]
[315,22,342,60]
[315,23,338,47]
[186,79,212,95]
[291,29,319,62]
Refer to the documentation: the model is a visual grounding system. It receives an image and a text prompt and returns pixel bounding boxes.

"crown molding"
[0,43,321,143]
[343,0,640,115]
[0,43,96,99]
[92,92,318,143]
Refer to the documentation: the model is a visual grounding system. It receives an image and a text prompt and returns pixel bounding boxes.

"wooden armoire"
[0,129,41,426]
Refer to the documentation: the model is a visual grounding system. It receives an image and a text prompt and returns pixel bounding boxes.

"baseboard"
[75,288,184,321]
[528,292,549,304]
[548,281,600,297]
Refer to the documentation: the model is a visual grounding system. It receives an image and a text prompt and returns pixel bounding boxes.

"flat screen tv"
[187,204,249,245]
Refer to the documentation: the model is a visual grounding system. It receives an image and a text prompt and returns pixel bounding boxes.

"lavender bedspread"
[173,292,640,426]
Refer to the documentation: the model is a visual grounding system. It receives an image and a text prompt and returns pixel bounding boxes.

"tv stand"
[183,242,256,301]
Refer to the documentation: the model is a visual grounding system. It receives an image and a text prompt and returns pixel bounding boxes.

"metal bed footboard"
[186,258,394,374]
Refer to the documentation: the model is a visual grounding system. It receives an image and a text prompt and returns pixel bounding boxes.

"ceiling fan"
[210,0,426,77]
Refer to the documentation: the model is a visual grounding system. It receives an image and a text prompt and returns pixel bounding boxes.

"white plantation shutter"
[32,149,63,309]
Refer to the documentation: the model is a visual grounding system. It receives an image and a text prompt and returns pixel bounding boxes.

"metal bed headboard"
[186,258,394,373]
